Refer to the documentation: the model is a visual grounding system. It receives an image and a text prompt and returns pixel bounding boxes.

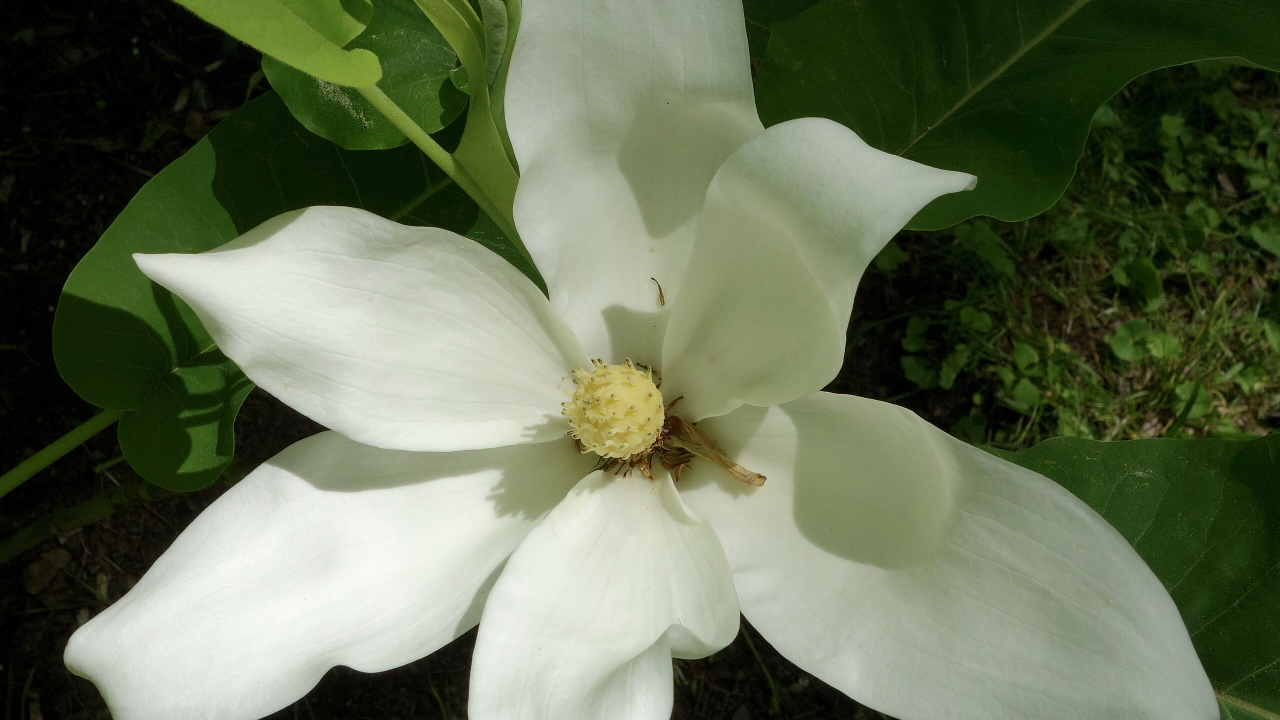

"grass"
[871,61,1280,449]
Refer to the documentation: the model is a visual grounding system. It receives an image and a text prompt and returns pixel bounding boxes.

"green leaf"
[996,365,1018,392]
[1250,223,1280,257]
[1235,366,1269,395]
[475,0,521,165]
[1219,697,1278,720]
[754,0,1280,230]
[939,345,970,390]
[1091,103,1122,129]
[449,65,472,94]
[1188,198,1224,232]
[955,222,1014,276]
[959,307,993,333]
[1147,331,1183,360]
[900,355,938,389]
[1110,320,1154,362]
[263,0,467,150]
[1218,362,1248,387]
[1013,343,1040,373]
[53,91,495,491]
[990,435,1280,720]
[117,365,253,492]
[1162,113,1188,139]
[902,315,930,352]
[411,0,522,244]
[476,0,509,86]
[950,409,988,444]
[340,0,374,26]
[1175,381,1213,421]
[873,240,911,273]
[1262,319,1280,353]
[1051,215,1091,248]
[173,0,382,86]
[740,0,821,61]
[1113,257,1165,310]
[1008,377,1041,413]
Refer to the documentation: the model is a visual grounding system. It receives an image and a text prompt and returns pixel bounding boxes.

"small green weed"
[876,62,1280,447]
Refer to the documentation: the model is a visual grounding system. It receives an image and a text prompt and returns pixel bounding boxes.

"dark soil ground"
[0,2,969,718]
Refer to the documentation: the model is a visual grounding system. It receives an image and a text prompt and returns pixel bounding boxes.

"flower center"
[563,360,665,458]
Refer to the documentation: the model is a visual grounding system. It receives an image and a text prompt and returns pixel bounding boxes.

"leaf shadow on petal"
[784,403,956,570]
[616,98,759,240]
[297,431,588,524]
[600,303,668,366]
[687,400,957,571]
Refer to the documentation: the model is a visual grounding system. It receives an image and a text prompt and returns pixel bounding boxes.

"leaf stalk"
[355,84,528,262]
[0,479,174,564]
[0,409,124,501]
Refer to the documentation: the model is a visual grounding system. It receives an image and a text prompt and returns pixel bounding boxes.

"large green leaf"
[740,0,819,61]
[53,91,494,491]
[174,0,381,86]
[992,435,1280,719]
[263,0,467,150]
[754,0,1280,230]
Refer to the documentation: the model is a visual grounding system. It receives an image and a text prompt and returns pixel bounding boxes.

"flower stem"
[0,409,124,501]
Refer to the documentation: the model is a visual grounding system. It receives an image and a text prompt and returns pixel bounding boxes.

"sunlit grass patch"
[873,62,1280,448]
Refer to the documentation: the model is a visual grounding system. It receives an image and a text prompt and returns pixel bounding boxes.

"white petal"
[469,471,740,720]
[681,393,1217,720]
[134,206,587,453]
[65,431,590,720]
[662,119,975,419]
[505,0,762,363]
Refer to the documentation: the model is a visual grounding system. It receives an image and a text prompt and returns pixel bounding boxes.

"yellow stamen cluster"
[563,359,665,459]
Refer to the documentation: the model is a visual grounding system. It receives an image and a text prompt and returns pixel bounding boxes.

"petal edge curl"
[662,119,975,420]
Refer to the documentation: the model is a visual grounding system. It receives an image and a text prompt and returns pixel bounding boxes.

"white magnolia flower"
[65,1,1216,719]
